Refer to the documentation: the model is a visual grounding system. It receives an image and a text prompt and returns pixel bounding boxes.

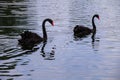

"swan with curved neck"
[73,14,99,38]
[18,18,54,49]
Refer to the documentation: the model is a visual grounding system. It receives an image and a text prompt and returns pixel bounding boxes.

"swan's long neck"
[92,16,96,34]
[42,20,47,42]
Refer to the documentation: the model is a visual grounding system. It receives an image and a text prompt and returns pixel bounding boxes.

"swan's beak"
[52,21,54,26]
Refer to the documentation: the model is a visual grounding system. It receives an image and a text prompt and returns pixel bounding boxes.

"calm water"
[0,0,120,80]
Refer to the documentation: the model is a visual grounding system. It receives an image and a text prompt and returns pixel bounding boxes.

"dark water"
[0,0,120,80]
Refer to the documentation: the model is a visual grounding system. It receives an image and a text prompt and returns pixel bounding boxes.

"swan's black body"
[18,18,54,49]
[73,14,99,38]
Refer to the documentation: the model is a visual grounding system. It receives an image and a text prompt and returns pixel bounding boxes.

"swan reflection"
[73,32,100,52]
[92,37,100,51]
[40,42,55,60]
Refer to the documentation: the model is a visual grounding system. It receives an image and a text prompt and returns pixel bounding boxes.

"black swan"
[18,18,54,49]
[73,14,99,38]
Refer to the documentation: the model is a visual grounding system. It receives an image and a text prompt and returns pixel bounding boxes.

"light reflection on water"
[0,0,120,80]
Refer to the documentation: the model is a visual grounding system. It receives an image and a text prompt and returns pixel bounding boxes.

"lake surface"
[0,0,120,80]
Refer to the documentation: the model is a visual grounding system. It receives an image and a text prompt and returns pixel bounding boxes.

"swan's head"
[94,14,100,20]
[47,18,54,26]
